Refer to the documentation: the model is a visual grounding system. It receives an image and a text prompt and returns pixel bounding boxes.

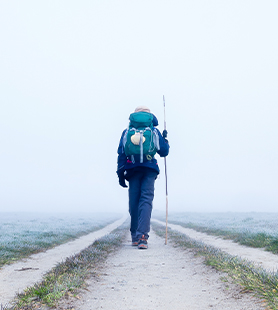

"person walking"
[116,106,169,249]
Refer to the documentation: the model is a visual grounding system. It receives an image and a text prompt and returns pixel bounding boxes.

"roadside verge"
[0,215,128,307]
[152,219,278,272]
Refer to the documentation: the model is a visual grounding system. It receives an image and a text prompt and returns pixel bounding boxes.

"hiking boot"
[132,241,138,246]
[138,235,148,249]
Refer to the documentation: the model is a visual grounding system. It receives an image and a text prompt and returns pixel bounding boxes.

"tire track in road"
[153,219,278,272]
[0,215,128,307]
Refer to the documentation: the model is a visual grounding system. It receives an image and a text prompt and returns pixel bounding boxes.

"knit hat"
[134,105,150,113]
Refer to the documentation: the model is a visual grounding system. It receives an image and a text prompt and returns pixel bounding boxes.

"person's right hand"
[119,176,128,188]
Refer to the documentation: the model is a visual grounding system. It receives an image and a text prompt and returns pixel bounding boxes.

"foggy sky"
[1,1,277,213]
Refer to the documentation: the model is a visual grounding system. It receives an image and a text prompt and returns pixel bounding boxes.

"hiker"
[116,106,169,249]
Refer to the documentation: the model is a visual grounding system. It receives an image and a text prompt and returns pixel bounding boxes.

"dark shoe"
[132,241,138,246]
[138,235,148,249]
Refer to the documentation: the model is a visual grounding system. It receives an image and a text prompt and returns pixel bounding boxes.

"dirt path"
[153,219,278,272]
[1,217,274,309]
[64,229,264,310]
[0,216,127,307]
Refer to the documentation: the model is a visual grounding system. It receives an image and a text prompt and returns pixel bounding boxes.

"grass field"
[0,212,121,268]
[153,211,278,253]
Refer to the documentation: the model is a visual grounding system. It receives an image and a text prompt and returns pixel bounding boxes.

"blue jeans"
[128,168,157,241]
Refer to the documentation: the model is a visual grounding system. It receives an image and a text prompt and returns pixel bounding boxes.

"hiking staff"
[163,95,169,245]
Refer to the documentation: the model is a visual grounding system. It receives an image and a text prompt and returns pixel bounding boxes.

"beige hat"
[134,105,150,113]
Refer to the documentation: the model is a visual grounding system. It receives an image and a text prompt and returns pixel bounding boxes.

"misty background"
[0,1,277,214]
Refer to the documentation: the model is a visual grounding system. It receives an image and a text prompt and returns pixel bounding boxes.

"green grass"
[7,223,128,310]
[152,222,278,310]
[169,221,278,254]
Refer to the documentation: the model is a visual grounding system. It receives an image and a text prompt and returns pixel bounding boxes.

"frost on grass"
[7,227,127,310]
[156,212,278,236]
[153,211,278,253]
[0,212,121,267]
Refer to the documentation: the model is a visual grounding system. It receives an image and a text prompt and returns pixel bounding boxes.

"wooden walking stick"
[163,95,169,245]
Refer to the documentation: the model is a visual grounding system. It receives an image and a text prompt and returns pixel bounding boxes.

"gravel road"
[62,229,265,310]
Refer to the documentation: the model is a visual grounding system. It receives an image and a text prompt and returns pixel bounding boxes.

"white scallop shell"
[131,133,145,145]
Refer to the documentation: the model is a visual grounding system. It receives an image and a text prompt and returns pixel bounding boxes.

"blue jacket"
[117,114,169,179]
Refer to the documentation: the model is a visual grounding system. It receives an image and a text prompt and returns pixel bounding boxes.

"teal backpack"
[123,112,159,163]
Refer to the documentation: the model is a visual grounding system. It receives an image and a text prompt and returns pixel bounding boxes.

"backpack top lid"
[129,112,154,129]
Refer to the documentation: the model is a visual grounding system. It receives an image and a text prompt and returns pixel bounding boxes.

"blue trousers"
[128,168,157,241]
